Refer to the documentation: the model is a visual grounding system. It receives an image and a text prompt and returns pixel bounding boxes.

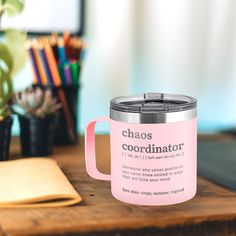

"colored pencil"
[38,46,54,85]
[32,41,48,85]
[70,61,79,85]
[26,41,41,84]
[63,63,72,86]
[64,31,70,47]
[44,40,62,87]
[58,38,67,63]
[49,34,59,61]
[58,63,66,85]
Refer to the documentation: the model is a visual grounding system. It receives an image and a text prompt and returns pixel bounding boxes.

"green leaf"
[0,43,13,73]
[0,0,24,17]
[4,29,27,76]
[0,69,12,119]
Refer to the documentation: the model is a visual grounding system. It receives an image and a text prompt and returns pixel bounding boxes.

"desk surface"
[1,135,236,236]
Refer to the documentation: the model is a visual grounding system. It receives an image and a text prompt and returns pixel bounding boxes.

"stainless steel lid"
[110,93,197,124]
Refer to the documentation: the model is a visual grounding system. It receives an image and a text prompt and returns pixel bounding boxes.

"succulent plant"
[13,87,61,118]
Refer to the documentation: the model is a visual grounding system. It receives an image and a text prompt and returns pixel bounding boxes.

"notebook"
[0,158,82,207]
[198,140,236,191]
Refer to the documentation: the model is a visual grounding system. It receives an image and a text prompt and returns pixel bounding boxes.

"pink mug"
[85,93,197,205]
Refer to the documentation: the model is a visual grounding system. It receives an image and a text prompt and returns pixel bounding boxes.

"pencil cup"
[19,115,57,157]
[53,85,79,145]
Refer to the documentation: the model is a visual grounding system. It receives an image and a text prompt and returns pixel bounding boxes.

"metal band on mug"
[110,108,197,124]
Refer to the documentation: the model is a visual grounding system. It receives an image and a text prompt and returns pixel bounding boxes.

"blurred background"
[5,0,236,134]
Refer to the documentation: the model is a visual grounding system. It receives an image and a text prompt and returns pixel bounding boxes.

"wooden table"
[1,135,236,236]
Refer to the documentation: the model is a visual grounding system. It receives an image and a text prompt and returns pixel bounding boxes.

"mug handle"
[85,116,111,181]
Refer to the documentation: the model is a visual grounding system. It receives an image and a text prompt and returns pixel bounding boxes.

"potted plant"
[0,0,26,160]
[13,87,61,157]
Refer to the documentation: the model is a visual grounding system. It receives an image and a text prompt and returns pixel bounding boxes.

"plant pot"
[18,115,57,157]
[0,117,13,161]
[33,85,80,145]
